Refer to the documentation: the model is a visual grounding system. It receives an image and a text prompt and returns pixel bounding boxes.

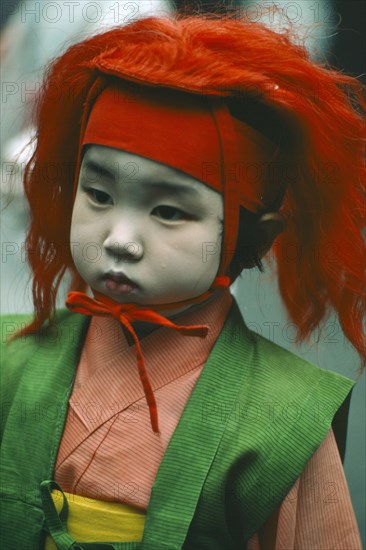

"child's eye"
[152,205,190,221]
[84,187,113,206]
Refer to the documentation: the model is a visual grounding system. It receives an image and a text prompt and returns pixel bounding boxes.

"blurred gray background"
[1,0,365,545]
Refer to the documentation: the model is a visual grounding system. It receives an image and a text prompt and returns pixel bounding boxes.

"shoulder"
[259,332,353,404]
[0,310,87,423]
[225,301,354,398]
[221,301,354,429]
[1,309,89,363]
[252,329,353,389]
[1,309,85,358]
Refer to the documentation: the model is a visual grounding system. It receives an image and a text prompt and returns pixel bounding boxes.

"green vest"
[0,302,354,549]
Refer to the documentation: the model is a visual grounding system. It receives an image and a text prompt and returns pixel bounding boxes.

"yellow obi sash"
[44,489,145,548]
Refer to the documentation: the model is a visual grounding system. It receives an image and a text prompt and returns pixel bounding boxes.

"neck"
[127,289,227,341]
[164,289,223,320]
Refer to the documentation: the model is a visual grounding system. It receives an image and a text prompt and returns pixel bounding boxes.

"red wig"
[21,15,365,363]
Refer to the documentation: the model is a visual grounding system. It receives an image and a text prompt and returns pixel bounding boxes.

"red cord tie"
[65,277,230,434]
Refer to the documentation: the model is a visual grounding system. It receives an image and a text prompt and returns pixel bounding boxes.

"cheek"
[69,207,83,260]
[69,197,96,244]
[69,202,92,266]
[69,205,79,257]
[197,220,222,266]
[167,222,222,279]
[69,215,78,245]
[200,234,222,279]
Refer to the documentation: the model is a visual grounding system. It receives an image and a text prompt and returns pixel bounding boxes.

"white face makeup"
[70,146,224,313]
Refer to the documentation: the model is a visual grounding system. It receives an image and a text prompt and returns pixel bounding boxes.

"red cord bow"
[65,276,230,434]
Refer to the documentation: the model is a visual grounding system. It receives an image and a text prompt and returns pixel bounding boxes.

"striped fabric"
[248,429,362,549]
[55,290,233,508]
[53,288,362,549]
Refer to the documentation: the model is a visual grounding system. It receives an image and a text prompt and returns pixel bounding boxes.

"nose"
[103,219,144,262]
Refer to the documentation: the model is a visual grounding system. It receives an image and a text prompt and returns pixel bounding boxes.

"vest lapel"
[1,312,89,508]
[140,302,248,549]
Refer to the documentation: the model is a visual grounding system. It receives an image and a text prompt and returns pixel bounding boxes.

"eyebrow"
[146,180,200,197]
[83,159,115,180]
[83,158,201,197]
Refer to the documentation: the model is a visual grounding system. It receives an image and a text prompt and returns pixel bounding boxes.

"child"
[1,14,364,550]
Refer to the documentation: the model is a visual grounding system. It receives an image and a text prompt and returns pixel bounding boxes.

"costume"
[1,13,365,550]
[0,299,357,548]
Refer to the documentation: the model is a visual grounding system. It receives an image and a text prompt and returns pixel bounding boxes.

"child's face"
[70,146,223,311]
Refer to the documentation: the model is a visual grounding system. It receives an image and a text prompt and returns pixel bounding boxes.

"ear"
[256,212,286,258]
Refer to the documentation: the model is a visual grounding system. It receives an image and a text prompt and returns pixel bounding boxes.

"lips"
[102,271,139,293]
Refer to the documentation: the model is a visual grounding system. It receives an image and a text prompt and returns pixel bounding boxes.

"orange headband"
[81,81,281,276]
